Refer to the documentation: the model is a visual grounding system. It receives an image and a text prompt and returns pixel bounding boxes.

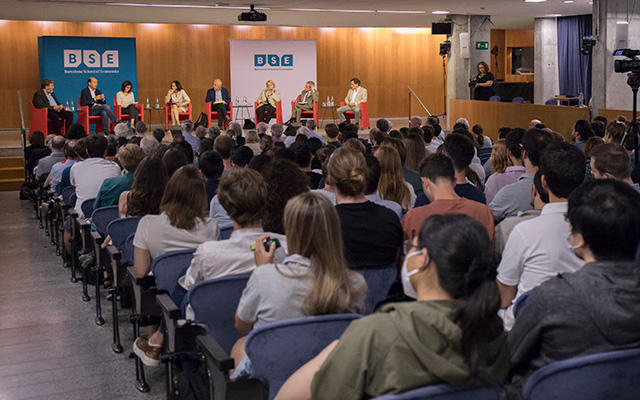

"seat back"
[339,101,370,128]
[91,206,119,236]
[523,348,640,400]
[187,274,251,353]
[165,102,193,129]
[61,186,75,207]
[489,96,501,102]
[123,233,136,264]
[254,100,284,125]
[477,147,493,165]
[80,198,96,219]
[77,97,105,133]
[545,99,559,106]
[372,383,503,400]
[150,249,196,296]
[106,216,142,249]
[353,265,396,314]
[512,96,525,103]
[29,99,53,137]
[246,314,361,400]
[513,290,531,318]
[220,226,234,240]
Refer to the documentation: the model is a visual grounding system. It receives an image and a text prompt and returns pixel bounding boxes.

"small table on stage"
[320,105,338,128]
[234,105,253,122]
[550,96,579,106]
[144,106,165,129]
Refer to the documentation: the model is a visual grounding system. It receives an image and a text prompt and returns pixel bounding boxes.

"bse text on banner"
[229,39,317,122]
[38,36,137,110]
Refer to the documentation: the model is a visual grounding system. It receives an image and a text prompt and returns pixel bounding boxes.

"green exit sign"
[476,41,489,50]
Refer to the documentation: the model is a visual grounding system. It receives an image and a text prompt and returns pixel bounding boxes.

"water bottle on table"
[146,98,150,108]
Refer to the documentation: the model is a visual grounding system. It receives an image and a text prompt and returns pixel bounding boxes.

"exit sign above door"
[476,41,489,50]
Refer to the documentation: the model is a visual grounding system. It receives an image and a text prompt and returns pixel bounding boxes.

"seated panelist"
[33,78,73,135]
[205,78,232,128]
[116,80,139,126]
[337,78,368,129]
[292,81,319,122]
[165,80,191,126]
[80,77,122,134]
[256,80,281,123]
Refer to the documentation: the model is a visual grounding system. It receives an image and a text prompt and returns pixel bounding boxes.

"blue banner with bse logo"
[37,36,137,108]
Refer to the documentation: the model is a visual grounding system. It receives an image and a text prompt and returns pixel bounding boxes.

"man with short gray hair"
[292,81,319,122]
[181,119,199,154]
[409,116,422,129]
[205,79,232,128]
[256,122,270,138]
[140,136,159,156]
[306,119,323,142]
[270,124,284,143]
[284,126,309,147]
[34,135,66,181]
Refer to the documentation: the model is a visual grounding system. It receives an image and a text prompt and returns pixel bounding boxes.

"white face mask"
[401,250,427,299]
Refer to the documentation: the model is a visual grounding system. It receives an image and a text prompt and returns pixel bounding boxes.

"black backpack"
[194,112,209,129]
[177,369,210,400]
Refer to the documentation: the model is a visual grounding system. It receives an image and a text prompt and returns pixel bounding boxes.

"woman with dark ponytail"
[276,214,509,400]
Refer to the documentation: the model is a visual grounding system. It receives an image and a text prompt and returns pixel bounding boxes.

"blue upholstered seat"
[354,265,397,314]
[372,383,502,400]
[91,206,119,236]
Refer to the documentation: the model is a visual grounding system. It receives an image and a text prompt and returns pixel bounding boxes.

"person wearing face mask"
[497,143,586,331]
[275,214,510,400]
[506,179,640,399]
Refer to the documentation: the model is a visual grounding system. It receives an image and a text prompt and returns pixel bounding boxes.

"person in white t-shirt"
[497,143,586,331]
[132,166,219,367]
[63,134,121,256]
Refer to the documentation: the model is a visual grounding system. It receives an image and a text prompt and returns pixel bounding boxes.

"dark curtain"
[557,15,592,103]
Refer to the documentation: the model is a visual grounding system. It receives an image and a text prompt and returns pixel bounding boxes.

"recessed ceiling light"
[563,0,574,3]
[432,11,450,14]
[545,14,562,17]
[524,0,547,2]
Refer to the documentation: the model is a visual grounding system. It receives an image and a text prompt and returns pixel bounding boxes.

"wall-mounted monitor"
[432,22,452,35]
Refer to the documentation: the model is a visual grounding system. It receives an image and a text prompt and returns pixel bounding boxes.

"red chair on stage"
[339,101,370,128]
[77,97,107,134]
[165,103,192,129]
[254,101,283,125]
[29,100,65,137]
[113,97,144,125]
[290,96,318,124]
[205,102,233,128]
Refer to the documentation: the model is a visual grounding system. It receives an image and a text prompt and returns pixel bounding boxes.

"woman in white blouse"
[165,80,191,126]
[116,80,139,125]
[256,79,281,123]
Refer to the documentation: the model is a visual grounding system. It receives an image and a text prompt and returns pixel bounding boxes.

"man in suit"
[205,79,232,128]
[80,77,121,134]
[337,78,368,129]
[292,81,319,122]
[33,79,73,136]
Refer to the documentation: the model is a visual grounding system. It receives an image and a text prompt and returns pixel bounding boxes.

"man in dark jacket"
[33,79,73,135]
[80,77,121,134]
[507,179,640,399]
[205,78,231,128]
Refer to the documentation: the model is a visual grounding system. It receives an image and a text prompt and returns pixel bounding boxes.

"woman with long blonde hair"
[375,145,415,211]
[231,192,367,374]
[484,139,512,204]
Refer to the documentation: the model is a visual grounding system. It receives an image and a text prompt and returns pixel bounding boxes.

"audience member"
[244,130,261,156]
[198,138,214,154]
[139,136,158,156]
[231,192,367,377]
[58,138,86,194]
[25,131,51,173]
[591,120,605,138]
[376,118,392,133]
[590,143,640,192]
[494,171,547,257]
[325,123,342,148]
[328,147,402,268]
[214,135,233,171]
[507,179,640,398]
[374,145,415,211]
[94,144,145,209]
[120,156,168,218]
[485,130,525,204]
[270,124,284,143]
[471,124,493,150]
[198,150,224,204]
[132,166,220,366]
[497,142,586,331]
[306,119,323,141]
[343,138,366,154]
[285,126,310,148]
[195,125,207,141]
[248,154,271,173]
[363,153,402,220]
[162,148,189,178]
[259,135,274,154]
[489,129,553,222]
[403,132,427,172]
[228,121,245,145]
[442,133,487,204]
[65,123,87,140]
[572,119,594,150]
[604,119,626,144]
[171,140,194,164]
[255,122,269,139]
[231,146,253,169]
[46,140,79,195]
[278,214,509,400]
[135,121,147,136]
[380,137,423,197]
[290,142,321,189]
[408,116,422,128]
[34,135,66,181]
[152,128,165,144]
[498,127,511,140]
[207,125,221,140]
[422,125,439,154]
[114,122,129,147]
[402,153,494,241]
[179,120,199,155]
[262,158,310,234]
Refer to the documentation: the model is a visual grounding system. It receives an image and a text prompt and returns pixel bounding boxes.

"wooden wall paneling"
[597,108,634,123]
[449,99,590,141]
[490,29,506,81]
[505,29,534,47]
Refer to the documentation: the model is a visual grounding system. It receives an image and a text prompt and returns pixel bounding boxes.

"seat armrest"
[196,334,235,372]
[157,293,181,320]
[106,245,121,260]
[90,231,104,244]
[126,266,156,287]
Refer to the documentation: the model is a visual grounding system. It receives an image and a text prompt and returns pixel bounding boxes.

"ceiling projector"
[238,5,267,22]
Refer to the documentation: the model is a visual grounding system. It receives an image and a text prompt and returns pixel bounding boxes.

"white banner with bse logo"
[229,39,317,123]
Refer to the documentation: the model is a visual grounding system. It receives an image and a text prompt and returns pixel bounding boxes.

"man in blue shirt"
[33,79,74,135]
[205,79,231,128]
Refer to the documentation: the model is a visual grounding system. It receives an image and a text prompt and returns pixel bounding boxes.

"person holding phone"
[256,80,281,123]
[165,80,191,126]
[292,81,319,122]
[116,80,139,126]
